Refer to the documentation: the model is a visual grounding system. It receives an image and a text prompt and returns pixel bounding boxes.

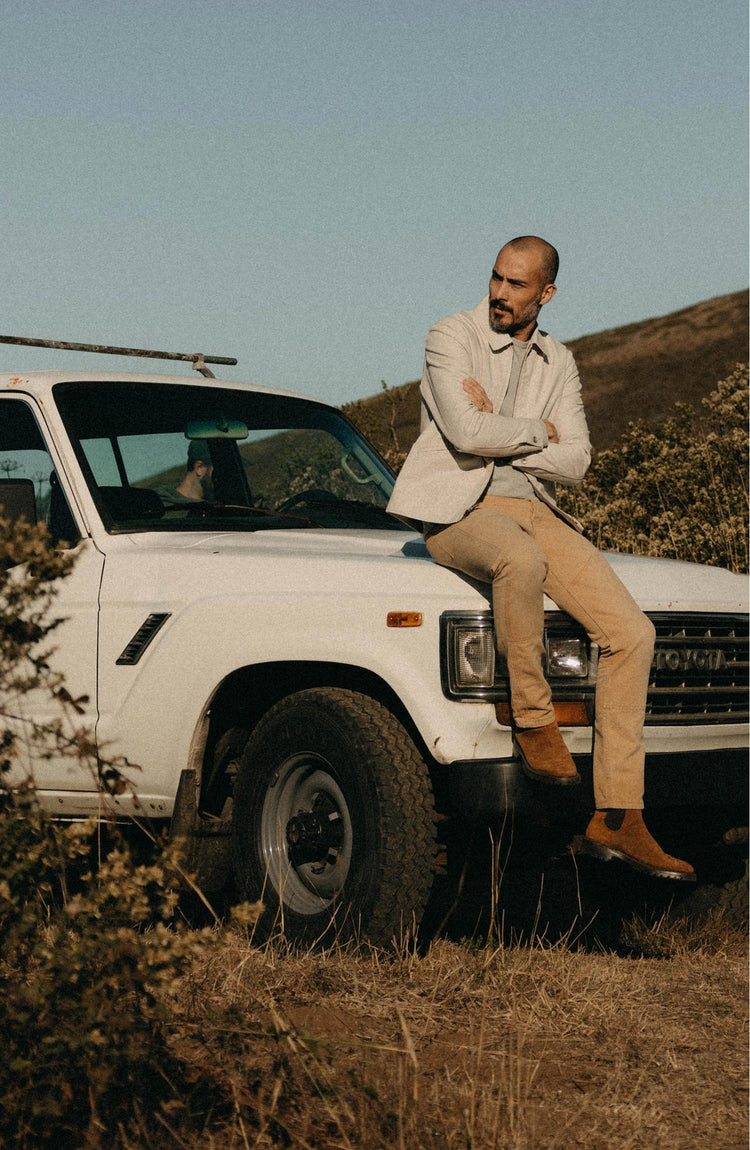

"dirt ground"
[185,897,747,1150]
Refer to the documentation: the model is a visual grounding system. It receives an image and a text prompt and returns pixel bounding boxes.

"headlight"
[448,622,495,688]
[441,611,593,700]
[546,636,588,678]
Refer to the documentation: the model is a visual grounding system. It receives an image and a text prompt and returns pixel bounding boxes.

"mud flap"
[170,768,233,893]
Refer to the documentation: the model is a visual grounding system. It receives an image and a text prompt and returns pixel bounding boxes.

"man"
[156,440,215,507]
[388,236,694,881]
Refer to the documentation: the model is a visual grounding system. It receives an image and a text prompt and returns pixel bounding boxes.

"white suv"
[1,347,746,941]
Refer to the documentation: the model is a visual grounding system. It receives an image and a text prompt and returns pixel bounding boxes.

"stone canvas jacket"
[387,296,592,529]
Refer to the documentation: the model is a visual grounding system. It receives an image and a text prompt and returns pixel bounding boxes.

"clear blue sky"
[2,0,747,405]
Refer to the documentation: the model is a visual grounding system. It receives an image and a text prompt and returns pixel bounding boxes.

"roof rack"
[0,336,237,378]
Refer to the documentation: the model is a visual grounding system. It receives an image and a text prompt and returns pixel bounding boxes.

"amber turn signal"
[387,611,423,628]
[495,700,590,727]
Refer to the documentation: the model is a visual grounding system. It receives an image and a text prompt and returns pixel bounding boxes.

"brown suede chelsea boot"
[580,810,696,881]
[513,723,581,786]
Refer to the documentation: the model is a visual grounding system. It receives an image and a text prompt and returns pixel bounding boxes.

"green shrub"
[558,364,748,573]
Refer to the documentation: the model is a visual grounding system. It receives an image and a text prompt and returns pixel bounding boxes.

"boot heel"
[513,734,581,786]
[576,837,615,862]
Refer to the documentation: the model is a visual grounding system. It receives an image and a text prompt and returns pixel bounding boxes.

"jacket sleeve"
[512,351,591,485]
[421,322,548,458]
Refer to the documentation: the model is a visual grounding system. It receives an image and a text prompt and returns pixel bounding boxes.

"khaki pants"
[425,497,655,808]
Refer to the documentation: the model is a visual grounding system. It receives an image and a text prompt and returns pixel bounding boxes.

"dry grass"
[161,908,748,1149]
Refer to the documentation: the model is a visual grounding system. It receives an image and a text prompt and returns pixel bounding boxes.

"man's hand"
[462,377,493,412]
[543,419,559,443]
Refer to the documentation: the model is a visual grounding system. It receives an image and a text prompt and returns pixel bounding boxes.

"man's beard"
[489,299,540,335]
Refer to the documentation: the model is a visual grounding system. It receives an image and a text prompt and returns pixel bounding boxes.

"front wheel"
[231,688,437,945]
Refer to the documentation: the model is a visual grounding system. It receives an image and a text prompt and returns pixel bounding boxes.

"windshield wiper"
[181,502,314,526]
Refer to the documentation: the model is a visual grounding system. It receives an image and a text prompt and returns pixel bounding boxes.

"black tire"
[232,687,437,945]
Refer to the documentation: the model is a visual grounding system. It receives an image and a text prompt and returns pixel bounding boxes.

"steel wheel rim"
[260,753,354,915]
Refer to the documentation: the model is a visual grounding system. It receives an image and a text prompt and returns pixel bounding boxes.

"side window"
[0,399,80,547]
[79,431,197,492]
[78,437,122,487]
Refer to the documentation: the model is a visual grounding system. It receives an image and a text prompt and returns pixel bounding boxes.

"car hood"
[119,526,748,613]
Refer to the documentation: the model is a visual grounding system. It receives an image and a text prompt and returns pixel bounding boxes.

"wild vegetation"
[558,363,749,573]
[0,361,747,1147]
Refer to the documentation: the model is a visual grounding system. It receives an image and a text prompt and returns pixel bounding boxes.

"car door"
[0,395,104,792]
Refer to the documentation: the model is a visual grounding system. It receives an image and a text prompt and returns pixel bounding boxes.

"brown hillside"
[344,290,748,454]
[568,289,748,446]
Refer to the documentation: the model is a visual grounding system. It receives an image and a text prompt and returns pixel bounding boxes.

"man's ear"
[539,283,557,307]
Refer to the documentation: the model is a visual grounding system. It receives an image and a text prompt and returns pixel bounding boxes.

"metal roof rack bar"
[0,335,237,378]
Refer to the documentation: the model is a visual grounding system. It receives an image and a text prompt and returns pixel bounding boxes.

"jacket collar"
[472,295,551,363]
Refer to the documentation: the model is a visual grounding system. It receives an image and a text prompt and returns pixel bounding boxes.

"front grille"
[440,609,748,725]
[646,613,748,724]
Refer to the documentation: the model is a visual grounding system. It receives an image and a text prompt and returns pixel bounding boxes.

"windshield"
[54,380,407,533]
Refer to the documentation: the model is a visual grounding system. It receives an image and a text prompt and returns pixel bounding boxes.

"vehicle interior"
[53,380,408,533]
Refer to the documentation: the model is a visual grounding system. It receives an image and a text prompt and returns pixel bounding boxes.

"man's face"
[196,461,215,501]
[488,245,556,341]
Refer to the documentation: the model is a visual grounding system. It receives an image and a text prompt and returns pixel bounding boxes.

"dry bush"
[559,364,749,573]
[0,818,229,1148]
[342,379,410,472]
[0,519,231,1148]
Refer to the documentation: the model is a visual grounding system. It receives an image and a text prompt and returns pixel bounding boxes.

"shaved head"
[502,236,559,286]
[488,238,559,339]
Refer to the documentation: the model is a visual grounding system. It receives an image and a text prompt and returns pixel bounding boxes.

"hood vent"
[116,613,171,665]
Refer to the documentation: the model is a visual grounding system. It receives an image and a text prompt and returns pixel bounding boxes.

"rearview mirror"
[186,417,249,440]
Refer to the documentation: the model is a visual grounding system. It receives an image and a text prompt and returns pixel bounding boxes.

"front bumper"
[432,747,749,822]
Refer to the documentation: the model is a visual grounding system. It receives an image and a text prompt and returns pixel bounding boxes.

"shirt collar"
[473,295,551,362]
